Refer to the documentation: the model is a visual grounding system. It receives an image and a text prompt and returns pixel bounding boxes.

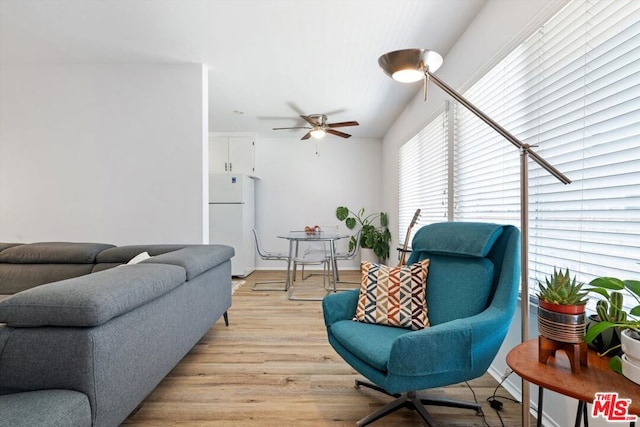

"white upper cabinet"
[209,135,255,175]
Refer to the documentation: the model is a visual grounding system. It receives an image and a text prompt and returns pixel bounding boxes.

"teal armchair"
[322,222,520,426]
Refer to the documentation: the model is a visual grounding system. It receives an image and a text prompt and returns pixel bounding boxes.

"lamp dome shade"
[378,49,443,82]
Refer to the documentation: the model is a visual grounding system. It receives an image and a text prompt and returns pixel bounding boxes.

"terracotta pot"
[539,300,586,315]
[537,302,586,344]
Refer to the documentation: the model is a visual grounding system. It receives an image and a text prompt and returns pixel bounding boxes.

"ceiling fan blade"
[326,129,351,138]
[327,121,359,128]
[272,126,311,130]
[300,115,320,126]
[301,132,312,140]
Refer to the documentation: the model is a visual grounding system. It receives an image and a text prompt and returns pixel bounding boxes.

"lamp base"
[538,336,588,373]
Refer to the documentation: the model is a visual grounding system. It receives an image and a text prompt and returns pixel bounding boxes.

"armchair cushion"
[330,320,412,371]
[407,222,503,262]
[422,255,495,325]
[354,259,430,330]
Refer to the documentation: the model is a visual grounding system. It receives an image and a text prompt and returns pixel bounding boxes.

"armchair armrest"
[388,305,513,378]
[388,318,472,377]
[322,289,359,327]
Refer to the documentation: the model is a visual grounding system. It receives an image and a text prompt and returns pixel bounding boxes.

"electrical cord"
[464,381,490,427]
[486,369,519,427]
[463,371,519,427]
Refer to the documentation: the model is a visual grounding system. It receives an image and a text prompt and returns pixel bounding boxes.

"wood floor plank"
[123,270,532,426]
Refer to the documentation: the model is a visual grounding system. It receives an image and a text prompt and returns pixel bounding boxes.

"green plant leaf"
[345,218,356,229]
[589,277,625,290]
[584,320,617,343]
[609,355,623,375]
[587,287,610,299]
[626,280,640,298]
[380,212,388,227]
[336,206,349,221]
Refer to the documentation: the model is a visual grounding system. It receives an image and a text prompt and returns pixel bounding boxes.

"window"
[399,0,640,306]
[398,109,448,245]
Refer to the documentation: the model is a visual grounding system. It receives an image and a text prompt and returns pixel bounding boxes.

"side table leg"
[574,401,585,427]
[537,387,544,427]
[583,401,588,427]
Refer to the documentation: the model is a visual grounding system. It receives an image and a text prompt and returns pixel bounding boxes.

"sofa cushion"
[0,264,186,327]
[0,243,23,253]
[95,244,187,263]
[0,264,94,294]
[0,242,115,264]
[0,390,91,427]
[143,245,235,280]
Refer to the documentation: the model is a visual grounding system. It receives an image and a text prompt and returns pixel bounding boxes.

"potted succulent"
[585,277,640,377]
[537,267,588,344]
[335,206,391,262]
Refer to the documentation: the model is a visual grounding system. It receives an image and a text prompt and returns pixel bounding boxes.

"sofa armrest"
[0,264,186,327]
[0,242,115,264]
[143,245,234,280]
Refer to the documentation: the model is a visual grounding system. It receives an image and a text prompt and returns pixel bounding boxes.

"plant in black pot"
[585,288,625,356]
[585,276,640,377]
[335,206,391,262]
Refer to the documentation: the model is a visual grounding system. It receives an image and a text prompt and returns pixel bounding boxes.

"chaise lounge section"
[0,242,234,427]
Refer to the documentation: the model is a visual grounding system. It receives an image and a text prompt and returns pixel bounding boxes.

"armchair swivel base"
[354,379,482,427]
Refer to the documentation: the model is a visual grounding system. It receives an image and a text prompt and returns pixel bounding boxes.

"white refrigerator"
[209,174,256,277]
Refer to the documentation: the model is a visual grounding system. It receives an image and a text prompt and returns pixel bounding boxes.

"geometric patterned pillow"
[353,259,430,330]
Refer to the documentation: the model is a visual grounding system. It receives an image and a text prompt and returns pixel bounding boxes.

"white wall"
[254,136,382,270]
[378,0,613,426]
[0,63,208,245]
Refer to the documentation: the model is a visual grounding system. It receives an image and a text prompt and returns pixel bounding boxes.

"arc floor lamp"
[379,48,572,427]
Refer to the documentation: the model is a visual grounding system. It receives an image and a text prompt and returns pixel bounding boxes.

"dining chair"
[298,225,337,283]
[332,229,362,286]
[251,229,289,291]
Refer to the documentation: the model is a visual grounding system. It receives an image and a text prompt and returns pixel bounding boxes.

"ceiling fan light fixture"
[378,48,444,82]
[310,128,326,139]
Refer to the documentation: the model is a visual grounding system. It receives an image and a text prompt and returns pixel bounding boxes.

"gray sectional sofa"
[0,242,235,427]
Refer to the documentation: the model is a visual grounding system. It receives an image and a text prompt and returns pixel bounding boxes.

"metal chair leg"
[353,378,481,426]
[251,279,287,291]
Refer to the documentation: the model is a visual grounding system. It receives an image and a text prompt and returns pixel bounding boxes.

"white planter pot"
[622,329,640,364]
[620,329,640,385]
[360,248,381,265]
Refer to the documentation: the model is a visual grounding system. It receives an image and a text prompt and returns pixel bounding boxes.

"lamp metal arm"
[425,70,571,185]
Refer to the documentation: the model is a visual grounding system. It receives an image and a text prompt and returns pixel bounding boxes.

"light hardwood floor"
[123,270,532,426]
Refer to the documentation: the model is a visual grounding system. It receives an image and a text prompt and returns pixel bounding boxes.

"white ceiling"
[0,0,487,139]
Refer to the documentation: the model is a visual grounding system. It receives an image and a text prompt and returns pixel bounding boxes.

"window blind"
[453,0,640,302]
[398,110,448,246]
[398,0,640,308]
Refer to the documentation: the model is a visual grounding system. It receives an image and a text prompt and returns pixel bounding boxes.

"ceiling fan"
[272,114,359,140]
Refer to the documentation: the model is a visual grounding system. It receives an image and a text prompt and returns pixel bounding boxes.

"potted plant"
[585,287,625,356]
[335,206,391,262]
[537,267,588,344]
[585,277,640,377]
